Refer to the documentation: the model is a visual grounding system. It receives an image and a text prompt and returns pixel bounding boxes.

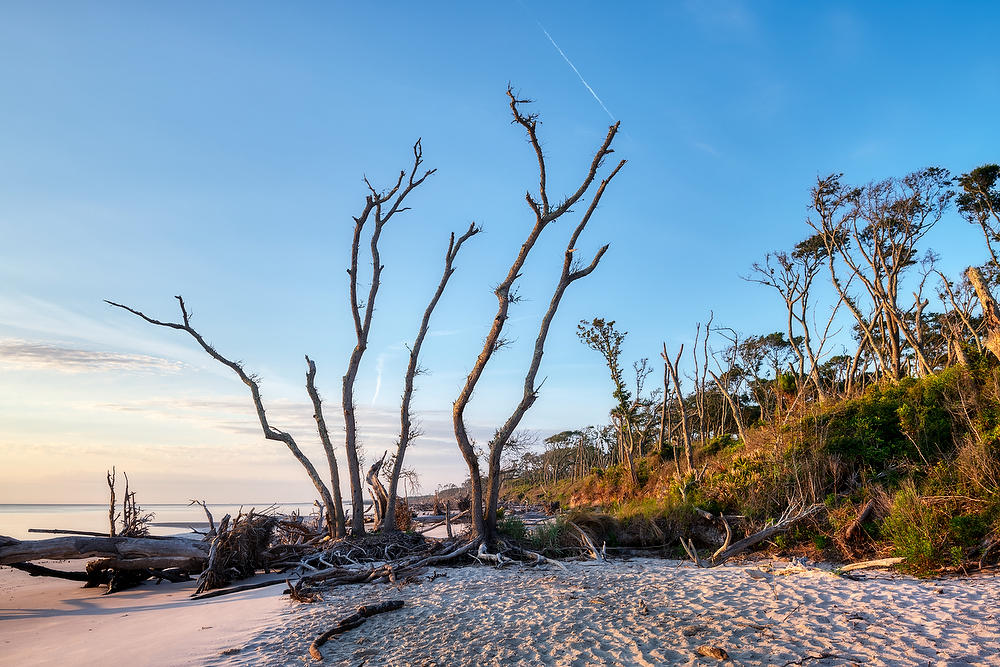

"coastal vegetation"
[498,164,1000,576]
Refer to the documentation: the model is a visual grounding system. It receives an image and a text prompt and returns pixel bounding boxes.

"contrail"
[371,353,385,406]
[538,24,615,121]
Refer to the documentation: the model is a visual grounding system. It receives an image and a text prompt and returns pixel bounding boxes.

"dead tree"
[662,343,693,474]
[343,140,434,534]
[691,316,713,446]
[453,87,625,543]
[306,356,346,537]
[968,266,1000,362]
[383,223,480,532]
[746,235,831,401]
[366,452,389,530]
[105,296,339,538]
[707,328,748,445]
[106,467,117,537]
[936,270,983,357]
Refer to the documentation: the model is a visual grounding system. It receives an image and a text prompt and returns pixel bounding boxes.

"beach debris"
[569,522,607,562]
[474,542,514,568]
[0,533,210,593]
[287,577,321,603]
[188,499,216,536]
[683,501,825,568]
[0,534,210,566]
[682,625,707,637]
[832,557,904,575]
[195,509,279,594]
[696,644,730,661]
[308,599,405,661]
[780,652,841,666]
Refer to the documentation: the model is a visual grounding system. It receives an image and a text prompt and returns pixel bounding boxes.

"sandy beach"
[3,557,999,666]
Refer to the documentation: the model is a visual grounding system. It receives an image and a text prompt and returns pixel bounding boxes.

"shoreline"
[3,557,999,666]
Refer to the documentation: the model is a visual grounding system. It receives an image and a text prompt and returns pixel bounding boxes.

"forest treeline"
[499,164,1000,575]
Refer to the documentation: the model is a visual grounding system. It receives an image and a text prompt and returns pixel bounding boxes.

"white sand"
[3,558,999,666]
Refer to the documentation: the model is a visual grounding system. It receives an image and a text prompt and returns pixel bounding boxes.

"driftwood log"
[0,534,209,566]
[833,557,904,574]
[683,503,825,567]
[309,600,405,661]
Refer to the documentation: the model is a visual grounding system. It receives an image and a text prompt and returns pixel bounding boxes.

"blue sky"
[1,1,998,503]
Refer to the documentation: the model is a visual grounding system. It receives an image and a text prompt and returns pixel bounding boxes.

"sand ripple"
[215,558,1000,666]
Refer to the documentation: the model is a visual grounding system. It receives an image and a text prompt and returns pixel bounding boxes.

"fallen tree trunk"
[833,557,905,574]
[683,503,825,568]
[0,534,209,566]
[309,600,405,661]
[27,528,178,540]
[710,504,824,565]
[85,556,205,572]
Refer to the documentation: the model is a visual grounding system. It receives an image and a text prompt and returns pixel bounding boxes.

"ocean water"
[0,503,324,541]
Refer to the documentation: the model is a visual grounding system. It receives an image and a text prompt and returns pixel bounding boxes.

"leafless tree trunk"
[662,343,693,474]
[937,270,983,354]
[384,223,480,532]
[453,87,625,544]
[657,359,669,458]
[305,356,346,537]
[342,141,435,534]
[691,316,713,445]
[366,451,389,530]
[969,266,1000,362]
[105,296,339,538]
[106,467,117,537]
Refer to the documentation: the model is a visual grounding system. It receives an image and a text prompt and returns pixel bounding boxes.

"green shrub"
[635,459,652,488]
[815,373,957,468]
[879,481,997,575]
[496,509,528,541]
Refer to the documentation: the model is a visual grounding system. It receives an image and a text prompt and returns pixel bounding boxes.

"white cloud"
[0,338,184,374]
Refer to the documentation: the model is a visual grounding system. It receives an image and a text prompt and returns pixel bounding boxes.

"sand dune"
[3,558,999,665]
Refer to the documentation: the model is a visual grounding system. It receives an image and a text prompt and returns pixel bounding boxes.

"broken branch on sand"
[833,557,905,574]
[308,599,405,661]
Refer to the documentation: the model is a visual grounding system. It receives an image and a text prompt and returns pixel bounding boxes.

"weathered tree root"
[308,599,405,661]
